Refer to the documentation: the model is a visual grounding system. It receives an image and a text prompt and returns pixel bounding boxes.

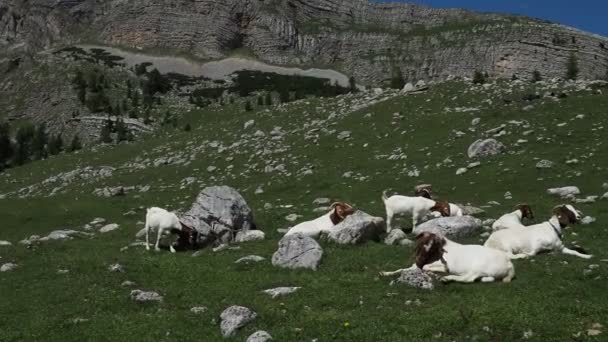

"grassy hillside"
[0,80,607,341]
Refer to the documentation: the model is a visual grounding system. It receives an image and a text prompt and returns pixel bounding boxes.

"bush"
[349,76,358,93]
[99,120,113,144]
[390,68,405,89]
[244,101,253,111]
[15,124,35,165]
[532,70,542,83]
[264,92,273,106]
[184,123,192,132]
[0,122,14,168]
[48,134,63,156]
[69,135,82,152]
[279,88,290,103]
[566,53,579,80]
[473,71,487,84]
[257,96,264,106]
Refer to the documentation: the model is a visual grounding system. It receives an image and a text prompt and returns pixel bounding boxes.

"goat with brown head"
[329,202,356,225]
[553,205,580,228]
[516,204,535,221]
[414,232,447,269]
[430,201,451,217]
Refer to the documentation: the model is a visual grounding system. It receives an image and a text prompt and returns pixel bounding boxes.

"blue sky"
[375,0,608,37]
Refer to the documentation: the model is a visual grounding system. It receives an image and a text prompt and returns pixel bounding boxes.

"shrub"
[184,123,192,132]
[473,70,487,84]
[532,70,542,83]
[566,53,579,80]
[32,123,48,160]
[244,101,253,111]
[257,96,264,106]
[99,120,113,144]
[48,134,63,156]
[69,135,82,152]
[390,68,405,89]
[264,92,273,106]
[0,122,14,168]
[15,124,35,165]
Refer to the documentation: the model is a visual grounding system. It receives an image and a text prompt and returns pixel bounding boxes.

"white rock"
[0,240,12,246]
[0,263,18,272]
[247,331,273,342]
[108,263,125,273]
[285,214,300,222]
[547,186,580,198]
[235,230,265,243]
[130,290,163,302]
[235,255,266,264]
[456,168,468,175]
[244,120,255,130]
[190,306,208,314]
[220,305,257,337]
[99,223,120,233]
[262,287,301,298]
[581,216,596,225]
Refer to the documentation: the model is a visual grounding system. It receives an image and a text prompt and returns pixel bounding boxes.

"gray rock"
[401,82,415,94]
[272,235,323,271]
[247,331,273,342]
[337,131,351,140]
[455,204,485,216]
[547,186,581,198]
[220,305,257,338]
[130,290,163,302]
[536,160,554,169]
[262,287,301,298]
[467,139,506,159]
[413,216,483,239]
[108,263,125,273]
[581,216,596,225]
[0,240,12,246]
[384,229,407,245]
[99,223,120,233]
[235,230,265,243]
[0,263,18,272]
[326,211,385,245]
[121,280,136,287]
[312,197,331,205]
[574,196,597,204]
[393,267,434,290]
[190,306,208,314]
[180,186,256,244]
[285,214,300,222]
[235,255,266,264]
[471,118,481,126]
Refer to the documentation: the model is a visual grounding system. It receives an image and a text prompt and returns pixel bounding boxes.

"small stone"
[244,120,255,130]
[220,305,257,337]
[285,214,299,222]
[130,290,163,302]
[190,306,208,314]
[536,160,554,169]
[57,269,70,274]
[581,216,596,225]
[262,287,301,298]
[0,263,17,272]
[108,263,125,273]
[121,280,136,287]
[99,223,120,233]
[235,255,266,264]
[312,198,331,205]
[456,168,468,175]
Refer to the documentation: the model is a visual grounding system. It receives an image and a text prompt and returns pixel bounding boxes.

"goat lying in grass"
[145,207,199,253]
[484,204,591,259]
[380,232,515,284]
[285,202,355,238]
[382,191,450,231]
[492,204,535,231]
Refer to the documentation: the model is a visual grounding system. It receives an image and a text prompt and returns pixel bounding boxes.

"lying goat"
[285,202,355,238]
[380,232,515,283]
[145,207,199,253]
[492,204,534,231]
[484,204,591,259]
[382,191,450,231]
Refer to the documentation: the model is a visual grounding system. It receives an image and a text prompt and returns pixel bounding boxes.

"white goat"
[492,204,534,231]
[144,207,193,253]
[380,232,515,284]
[382,191,449,231]
[285,202,355,238]
[484,204,591,259]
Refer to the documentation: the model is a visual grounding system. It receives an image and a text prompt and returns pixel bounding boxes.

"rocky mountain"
[2,0,608,84]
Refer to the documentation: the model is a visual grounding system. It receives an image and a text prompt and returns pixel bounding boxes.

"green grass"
[1,81,607,341]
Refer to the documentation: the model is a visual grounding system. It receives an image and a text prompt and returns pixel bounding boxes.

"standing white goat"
[382,191,450,231]
[492,204,535,231]
[144,207,195,253]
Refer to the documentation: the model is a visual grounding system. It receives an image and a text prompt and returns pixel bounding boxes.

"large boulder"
[326,211,385,245]
[220,305,257,338]
[180,186,256,244]
[467,139,506,159]
[272,235,323,271]
[413,216,483,239]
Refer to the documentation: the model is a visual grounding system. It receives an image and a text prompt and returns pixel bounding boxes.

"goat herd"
[143,186,592,285]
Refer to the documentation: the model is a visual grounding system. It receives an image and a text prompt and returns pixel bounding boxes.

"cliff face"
[2,0,608,83]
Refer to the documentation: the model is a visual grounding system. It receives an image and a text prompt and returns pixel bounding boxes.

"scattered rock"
[337,131,351,140]
[456,167,468,175]
[244,120,255,130]
[547,186,580,198]
[392,267,435,290]
[93,186,125,198]
[235,230,265,243]
[99,223,120,233]
[272,235,323,271]
[413,216,483,239]
[262,287,301,298]
[312,198,331,205]
[536,160,554,169]
[0,240,12,246]
[0,263,18,272]
[326,211,385,245]
[455,204,485,216]
[247,330,273,342]
[235,255,266,264]
[581,216,596,225]
[220,305,257,338]
[285,214,300,222]
[130,290,163,302]
[574,196,597,204]
[108,263,125,273]
[401,83,415,94]
[467,139,506,159]
[190,306,208,314]
[384,229,407,245]
[121,280,136,287]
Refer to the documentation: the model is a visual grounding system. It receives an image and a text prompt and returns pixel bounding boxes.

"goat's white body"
[383,194,436,231]
[145,207,182,253]
[285,211,334,239]
[424,239,515,283]
[492,210,525,231]
[484,216,591,259]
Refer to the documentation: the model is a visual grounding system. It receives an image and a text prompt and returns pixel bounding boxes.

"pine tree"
[184,123,192,132]
[566,53,579,80]
[532,70,542,83]
[279,88,290,103]
[349,76,358,93]
[390,68,405,89]
[77,86,86,104]
[132,91,140,107]
[48,134,63,155]
[115,118,131,142]
[0,122,14,168]
[473,70,487,84]
[244,101,253,111]
[128,109,138,119]
[15,124,35,165]
[143,109,152,125]
[126,80,132,98]
[69,134,82,152]
[99,120,113,144]
[32,123,48,160]
[257,96,264,106]
[264,92,273,106]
